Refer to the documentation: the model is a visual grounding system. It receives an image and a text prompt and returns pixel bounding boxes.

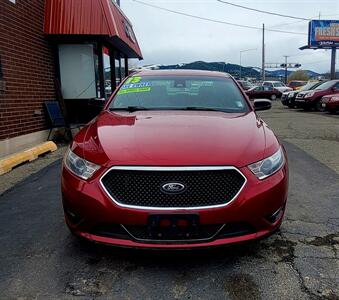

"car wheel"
[287,104,295,108]
[271,94,277,101]
[316,101,325,112]
[328,109,337,114]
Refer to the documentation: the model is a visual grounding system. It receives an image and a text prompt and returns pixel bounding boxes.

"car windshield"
[300,82,319,91]
[289,82,304,87]
[273,82,284,87]
[110,75,249,113]
[315,81,335,90]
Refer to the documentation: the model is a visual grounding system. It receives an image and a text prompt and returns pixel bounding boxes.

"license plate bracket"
[147,214,200,240]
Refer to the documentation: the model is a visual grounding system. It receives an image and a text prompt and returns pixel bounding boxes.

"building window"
[103,47,112,98]
[58,44,97,99]
[115,57,121,86]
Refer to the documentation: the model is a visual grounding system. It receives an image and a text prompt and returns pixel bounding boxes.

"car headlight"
[304,92,314,98]
[330,96,339,102]
[64,149,100,180]
[248,147,285,180]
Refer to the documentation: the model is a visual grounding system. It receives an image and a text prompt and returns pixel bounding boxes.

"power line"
[132,0,307,35]
[267,14,339,29]
[216,0,310,21]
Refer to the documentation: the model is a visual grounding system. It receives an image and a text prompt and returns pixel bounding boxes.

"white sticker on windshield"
[236,101,244,108]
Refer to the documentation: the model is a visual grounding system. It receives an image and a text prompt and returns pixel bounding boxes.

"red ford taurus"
[62,70,288,249]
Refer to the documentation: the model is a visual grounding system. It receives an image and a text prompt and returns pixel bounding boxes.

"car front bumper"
[61,161,288,249]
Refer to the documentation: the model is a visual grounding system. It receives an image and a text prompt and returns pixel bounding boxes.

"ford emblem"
[161,182,186,194]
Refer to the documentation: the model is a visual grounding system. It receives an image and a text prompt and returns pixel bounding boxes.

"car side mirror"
[254,99,272,111]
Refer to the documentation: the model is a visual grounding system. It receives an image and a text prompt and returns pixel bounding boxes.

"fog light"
[65,209,82,225]
[266,207,284,224]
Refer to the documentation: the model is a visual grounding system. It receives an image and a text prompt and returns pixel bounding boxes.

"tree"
[287,70,310,82]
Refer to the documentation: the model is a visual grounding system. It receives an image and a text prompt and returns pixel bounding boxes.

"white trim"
[100,166,247,211]
[121,224,226,243]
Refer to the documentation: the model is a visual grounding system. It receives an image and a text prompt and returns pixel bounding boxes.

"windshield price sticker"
[118,86,151,95]
[121,82,151,90]
[118,81,152,94]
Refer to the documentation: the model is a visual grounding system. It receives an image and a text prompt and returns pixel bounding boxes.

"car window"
[110,75,250,113]
[263,82,272,87]
[315,81,336,90]
[334,82,339,89]
[273,82,284,87]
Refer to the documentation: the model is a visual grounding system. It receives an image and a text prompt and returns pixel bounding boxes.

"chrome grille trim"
[99,166,247,210]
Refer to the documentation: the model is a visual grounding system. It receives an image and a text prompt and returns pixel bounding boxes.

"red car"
[62,70,288,249]
[295,80,339,110]
[287,80,306,91]
[320,93,339,113]
[246,85,282,100]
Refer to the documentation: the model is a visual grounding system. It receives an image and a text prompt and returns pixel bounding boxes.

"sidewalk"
[0,144,68,195]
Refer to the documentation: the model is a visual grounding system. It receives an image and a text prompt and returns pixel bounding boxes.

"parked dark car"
[295,80,339,110]
[61,70,288,249]
[320,93,339,114]
[237,80,253,90]
[246,85,282,100]
[281,81,321,108]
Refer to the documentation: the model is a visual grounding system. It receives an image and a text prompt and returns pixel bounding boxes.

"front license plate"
[322,103,326,108]
[147,214,200,240]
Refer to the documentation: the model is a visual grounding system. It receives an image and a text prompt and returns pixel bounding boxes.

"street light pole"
[262,23,265,81]
[283,55,289,84]
[239,48,257,80]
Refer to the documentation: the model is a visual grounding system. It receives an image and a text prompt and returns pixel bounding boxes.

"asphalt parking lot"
[0,103,338,300]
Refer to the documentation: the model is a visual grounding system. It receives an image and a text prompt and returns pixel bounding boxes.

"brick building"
[0,0,142,157]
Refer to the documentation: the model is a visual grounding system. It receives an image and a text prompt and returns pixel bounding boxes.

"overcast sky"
[121,0,339,73]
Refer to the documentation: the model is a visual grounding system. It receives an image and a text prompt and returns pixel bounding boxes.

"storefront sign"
[308,20,339,48]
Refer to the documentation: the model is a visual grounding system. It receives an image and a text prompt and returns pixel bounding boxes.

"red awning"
[44,0,142,59]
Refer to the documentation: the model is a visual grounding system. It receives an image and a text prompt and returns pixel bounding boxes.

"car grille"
[101,167,246,209]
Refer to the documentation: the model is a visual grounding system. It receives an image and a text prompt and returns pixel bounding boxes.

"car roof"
[132,69,232,78]
[263,81,282,83]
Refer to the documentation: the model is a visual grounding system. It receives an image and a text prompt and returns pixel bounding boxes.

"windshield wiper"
[180,106,223,112]
[109,106,149,112]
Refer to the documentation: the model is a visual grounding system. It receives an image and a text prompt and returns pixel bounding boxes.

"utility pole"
[283,55,289,84]
[330,47,336,79]
[262,24,265,81]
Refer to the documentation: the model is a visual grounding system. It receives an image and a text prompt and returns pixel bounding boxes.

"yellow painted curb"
[0,141,57,175]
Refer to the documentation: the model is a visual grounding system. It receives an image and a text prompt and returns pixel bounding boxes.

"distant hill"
[136,61,322,80]
[157,61,260,78]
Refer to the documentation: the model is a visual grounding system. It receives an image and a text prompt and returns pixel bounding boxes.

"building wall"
[0,0,56,142]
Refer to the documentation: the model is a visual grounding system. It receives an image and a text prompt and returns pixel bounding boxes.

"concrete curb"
[0,141,57,175]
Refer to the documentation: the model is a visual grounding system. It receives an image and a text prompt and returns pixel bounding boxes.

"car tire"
[328,109,337,114]
[271,94,277,101]
[287,104,295,108]
[315,101,325,112]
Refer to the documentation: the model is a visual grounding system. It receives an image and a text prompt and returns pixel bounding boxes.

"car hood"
[73,110,279,168]
[275,87,292,92]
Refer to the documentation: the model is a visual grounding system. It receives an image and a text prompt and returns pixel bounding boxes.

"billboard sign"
[308,20,339,48]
